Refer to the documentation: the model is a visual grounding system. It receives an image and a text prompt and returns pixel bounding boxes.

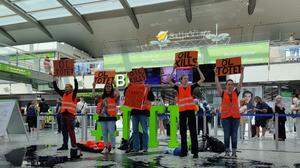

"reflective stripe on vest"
[61,92,76,115]
[177,84,197,112]
[221,90,240,119]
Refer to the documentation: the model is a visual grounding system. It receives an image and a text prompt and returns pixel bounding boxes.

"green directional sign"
[9,52,55,61]
[0,63,32,77]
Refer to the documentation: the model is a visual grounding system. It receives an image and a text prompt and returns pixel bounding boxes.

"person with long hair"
[93,83,119,153]
[239,98,247,140]
[215,66,244,158]
[253,96,269,139]
[26,100,38,134]
[168,65,205,158]
[292,94,300,138]
[273,95,286,141]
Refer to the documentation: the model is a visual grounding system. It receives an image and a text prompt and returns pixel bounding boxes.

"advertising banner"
[202,41,269,64]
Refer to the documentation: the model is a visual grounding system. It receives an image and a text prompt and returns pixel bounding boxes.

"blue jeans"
[132,115,149,151]
[221,117,240,152]
[100,121,116,148]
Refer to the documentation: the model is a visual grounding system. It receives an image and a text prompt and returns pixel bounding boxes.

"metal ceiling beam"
[57,0,94,34]
[118,0,139,29]
[184,0,192,23]
[0,27,16,42]
[1,0,53,39]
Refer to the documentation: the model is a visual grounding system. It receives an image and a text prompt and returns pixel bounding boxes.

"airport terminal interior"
[1,0,300,167]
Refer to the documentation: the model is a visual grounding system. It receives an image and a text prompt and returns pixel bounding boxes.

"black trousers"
[197,116,209,135]
[179,110,198,154]
[57,114,62,133]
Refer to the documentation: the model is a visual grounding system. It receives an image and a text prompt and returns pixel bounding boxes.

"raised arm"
[237,66,244,92]
[214,68,223,96]
[196,66,205,85]
[53,77,64,97]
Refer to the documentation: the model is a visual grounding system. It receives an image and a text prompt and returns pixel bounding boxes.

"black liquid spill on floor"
[4,145,297,168]
[4,145,54,167]
[204,156,274,168]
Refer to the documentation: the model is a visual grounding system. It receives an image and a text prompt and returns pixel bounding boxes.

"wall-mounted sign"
[0,63,32,77]
[203,41,269,64]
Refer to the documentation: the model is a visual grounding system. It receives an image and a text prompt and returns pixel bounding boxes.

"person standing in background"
[76,97,88,115]
[239,98,247,140]
[43,56,52,75]
[26,101,38,134]
[39,98,49,129]
[253,96,269,139]
[291,96,298,133]
[242,91,255,137]
[292,94,300,139]
[55,98,62,134]
[273,95,286,141]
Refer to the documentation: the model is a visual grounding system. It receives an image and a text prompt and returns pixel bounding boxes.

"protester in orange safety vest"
[53,75,78,150]
[93,83,119,154]
[215,66,244,158]
[168,65,205,159]
[124,82,155,153]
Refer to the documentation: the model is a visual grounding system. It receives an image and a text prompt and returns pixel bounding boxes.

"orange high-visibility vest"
[97,98,117,117]
[61,92,76,115]
[220,90,240,120]
[177,84,197,112]
[96,98,103,114]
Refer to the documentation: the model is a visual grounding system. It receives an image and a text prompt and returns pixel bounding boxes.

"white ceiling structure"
[0,0,300,57]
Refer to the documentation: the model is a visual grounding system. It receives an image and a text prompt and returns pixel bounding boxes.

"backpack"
[206,136,225,153]
[27,106,37,117]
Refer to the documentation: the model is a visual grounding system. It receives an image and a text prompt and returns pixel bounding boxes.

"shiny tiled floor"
[0,126,300,167]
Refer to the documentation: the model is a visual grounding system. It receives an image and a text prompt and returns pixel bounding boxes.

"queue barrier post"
[275,113,279,150]
[213,113,218,137]
[36,115,40,140]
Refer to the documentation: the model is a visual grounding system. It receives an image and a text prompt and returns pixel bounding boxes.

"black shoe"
[142,150,148,153]
[193,153,198,158]
[57,146,68,150]
[231,152,237,158]
[179,152,187,157]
